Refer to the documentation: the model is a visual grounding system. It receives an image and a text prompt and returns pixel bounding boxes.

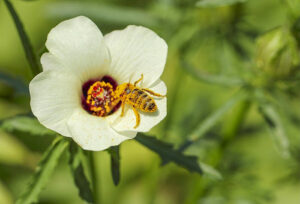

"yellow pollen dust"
[86,81,117,117]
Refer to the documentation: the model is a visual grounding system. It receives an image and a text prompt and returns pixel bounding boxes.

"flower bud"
[255,27,300,78]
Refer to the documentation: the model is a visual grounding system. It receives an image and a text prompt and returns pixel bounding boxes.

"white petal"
[108,80,167,132]
[67,109,136,151]
[41,53,63,71]
[45,16,110,82]
[29,70,81,137]
[104,25,168,87]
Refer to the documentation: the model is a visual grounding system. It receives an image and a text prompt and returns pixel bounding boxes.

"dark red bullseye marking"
[81,75,120,116]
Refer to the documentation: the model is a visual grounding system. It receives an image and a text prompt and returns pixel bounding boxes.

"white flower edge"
[67,108,137,151]
[29,69,80,137]
[30,16,168,151]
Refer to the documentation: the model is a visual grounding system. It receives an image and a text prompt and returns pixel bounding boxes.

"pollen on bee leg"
[81,76,120,117]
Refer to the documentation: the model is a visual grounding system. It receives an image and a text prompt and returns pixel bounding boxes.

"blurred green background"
[1,0,300,203]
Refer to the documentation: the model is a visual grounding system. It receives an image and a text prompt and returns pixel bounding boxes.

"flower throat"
[81,76,120,116]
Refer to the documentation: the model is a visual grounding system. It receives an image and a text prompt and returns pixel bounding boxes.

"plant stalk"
[88,152,100,204]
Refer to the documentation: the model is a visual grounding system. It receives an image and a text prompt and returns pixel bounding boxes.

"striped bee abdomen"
[128,89,142,104]
[127,88,157,112]
[140,96,157,112]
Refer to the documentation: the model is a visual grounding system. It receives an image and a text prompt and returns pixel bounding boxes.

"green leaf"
[1,116,55,136]
[199,162,222,180]
[108,146,121,186]
[188,90,247,142]
[135,134,203,174]
[46,2,160,27]
[69,142,94,204]
[196,0,247,8]
[181,61,244,87]
[259,103,290,158]
[16,137,69,204]
[4,0,41,76]
[0,71,28,95]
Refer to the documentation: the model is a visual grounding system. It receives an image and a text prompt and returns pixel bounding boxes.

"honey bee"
[113,74,166,128]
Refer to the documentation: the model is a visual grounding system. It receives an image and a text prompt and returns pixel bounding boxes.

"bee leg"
[141,88,166,97]
[134,74,144,86]
[120,98,126,117]
[132,107,140,129]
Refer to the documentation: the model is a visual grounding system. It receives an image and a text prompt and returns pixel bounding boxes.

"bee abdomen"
[127,88,157,112]
[146,101,157,112]
[140,97,157,112]
[129,89,143,104]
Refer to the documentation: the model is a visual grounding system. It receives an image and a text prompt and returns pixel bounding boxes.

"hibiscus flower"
[29,16,167,151]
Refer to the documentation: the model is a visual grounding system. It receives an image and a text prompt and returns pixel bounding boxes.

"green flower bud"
[255,27,300,78]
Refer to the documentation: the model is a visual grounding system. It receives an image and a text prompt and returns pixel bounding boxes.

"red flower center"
[81,76,120,116]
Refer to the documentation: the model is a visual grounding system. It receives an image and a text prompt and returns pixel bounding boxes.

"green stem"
[109,146,121,186]
[188,90,247,142]
[221,99,251,144]
[209,99,251,167]
[88,152,100,204]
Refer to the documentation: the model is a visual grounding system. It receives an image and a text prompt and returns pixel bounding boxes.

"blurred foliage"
[69,141,94,204]
[16,137,68,204]
[1,0,300,204]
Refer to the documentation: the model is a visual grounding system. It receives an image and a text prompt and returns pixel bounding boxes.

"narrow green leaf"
[0,71,28,95]
[181,61,244,87]
[199,162,222,180]
[16,137,69,204]
[1,116,55,136]
[188,90,247,142]
[196,0,247,8]
[4,0,41,76]
[259,103,290,158]
[69,142,94,204]
[108,146,121,186]
[135,134,203,174]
